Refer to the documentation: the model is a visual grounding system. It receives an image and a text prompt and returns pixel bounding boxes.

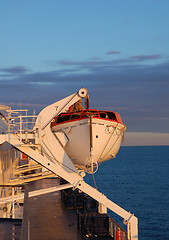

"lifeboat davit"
[51,108,126,172]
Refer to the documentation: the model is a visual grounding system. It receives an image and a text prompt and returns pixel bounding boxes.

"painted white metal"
[33,89,88,175]
[0,134,138,239]
[0,183,73,204]
[0,105,10,111]
[0,88,138,240]
[52,118,126,169]
[34,88,88,131]
[98,203,107,214]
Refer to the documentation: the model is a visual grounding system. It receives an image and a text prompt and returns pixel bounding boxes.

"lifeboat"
[51,108,126,172]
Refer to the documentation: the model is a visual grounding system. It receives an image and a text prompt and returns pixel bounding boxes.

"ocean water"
[86,146,169,240]
[1,146,168,239]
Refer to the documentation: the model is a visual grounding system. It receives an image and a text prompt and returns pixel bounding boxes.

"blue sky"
[0,0,169,145]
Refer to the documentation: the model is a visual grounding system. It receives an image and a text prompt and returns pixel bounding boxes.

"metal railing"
[6,110,36,134]
[109,217,127,240]
[0,184,24,219]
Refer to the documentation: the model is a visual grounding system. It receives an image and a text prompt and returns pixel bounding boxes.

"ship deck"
[22,178,84,240]
[1,178,83,240]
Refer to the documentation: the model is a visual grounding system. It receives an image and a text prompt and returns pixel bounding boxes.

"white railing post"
[20,116,22,143]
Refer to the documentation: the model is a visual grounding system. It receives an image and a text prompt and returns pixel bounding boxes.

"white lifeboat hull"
[51,117,126,170]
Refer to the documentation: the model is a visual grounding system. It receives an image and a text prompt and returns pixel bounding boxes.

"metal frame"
[0,88,138,240]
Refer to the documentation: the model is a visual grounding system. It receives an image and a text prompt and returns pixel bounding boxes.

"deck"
[1,178,83,240]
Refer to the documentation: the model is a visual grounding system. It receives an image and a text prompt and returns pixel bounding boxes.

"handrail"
[109,217,127,240]
[0,184,25,188]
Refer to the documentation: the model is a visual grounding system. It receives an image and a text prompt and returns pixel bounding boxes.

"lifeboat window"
[81,111,98,118]
[99,112,108,119]
[71,114,80,120]
[81,110,89,117]
[81,111,89,118]
[57,115,71,123]
[91,111,98,117]
[106,112,116,120]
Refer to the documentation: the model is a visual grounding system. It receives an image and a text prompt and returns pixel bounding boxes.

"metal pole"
[89,113,93,173]
[12,187,15,218]
[8,110,11,142]
[20,116,22,143]
[20,184,30,240]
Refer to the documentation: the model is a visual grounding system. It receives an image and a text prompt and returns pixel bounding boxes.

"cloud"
[0,58,168,134]
[106,51,121,55]
[54,54,163,73]
[130,54,161,61]
[0,66,29,74]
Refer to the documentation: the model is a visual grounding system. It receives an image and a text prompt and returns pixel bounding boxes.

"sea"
[0,146,168,240]
[86,145,169,240]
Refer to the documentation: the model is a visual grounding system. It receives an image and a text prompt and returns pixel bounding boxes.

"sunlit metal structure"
[0,88,138,240]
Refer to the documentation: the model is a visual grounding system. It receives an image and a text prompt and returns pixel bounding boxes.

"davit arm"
[34,88,88,131]
[33,88,89,174]
[0,88,138,240]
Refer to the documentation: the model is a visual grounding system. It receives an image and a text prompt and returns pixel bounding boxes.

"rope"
[97,124,125,161]
[101,125,126,160]
[92,173,97,190]
[97,123,118,161]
